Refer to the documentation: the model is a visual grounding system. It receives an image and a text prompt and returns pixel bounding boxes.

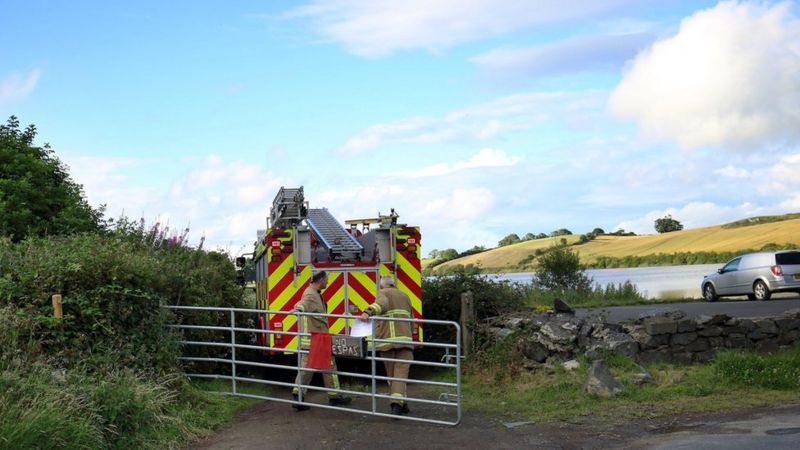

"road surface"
[577,296,800,323]
[193,398,800,449]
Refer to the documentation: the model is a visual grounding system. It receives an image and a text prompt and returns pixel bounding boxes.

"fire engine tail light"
[771,265,783,276]
[274,322,283,343]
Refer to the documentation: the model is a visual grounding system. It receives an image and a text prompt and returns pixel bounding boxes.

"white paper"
[350,320,373,337]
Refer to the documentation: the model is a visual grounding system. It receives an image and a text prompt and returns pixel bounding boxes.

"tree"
[550,228,572,237]
[0,116,103,241]
[523,233,536,241]
[592,227,605,235]
[535,233,548,239]
[438,248,459,260]
[428,249,440,260]
[498,233,521,247]
[534,245,592,292]
[654,215,684,234]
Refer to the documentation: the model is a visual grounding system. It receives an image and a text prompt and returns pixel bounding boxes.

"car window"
[776,252,800,265]
[722,258,741,272]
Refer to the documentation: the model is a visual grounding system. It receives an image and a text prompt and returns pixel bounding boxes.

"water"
[490,264,723,299]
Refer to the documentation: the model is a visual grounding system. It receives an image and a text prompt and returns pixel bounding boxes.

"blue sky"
[3,0,800,254]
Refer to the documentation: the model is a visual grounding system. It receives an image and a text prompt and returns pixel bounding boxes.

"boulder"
[629,364,653,385]
[488,327,514,339]
[562,359,580,371]
[686,338,710,352]
[629,327,670,349]
[676,319,697,333]
[725,333,751,349]
[517,338,550,363]
[670,332,698,346]
[592,328,639,358]
[583,360,624,397]
[644,317,678,335]
[554,298,575,315]
[696,314,730,327]
[754,319,779,335]
[775,318,800,331]
[698,326,723,337]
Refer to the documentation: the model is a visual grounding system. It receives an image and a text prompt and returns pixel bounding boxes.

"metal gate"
[165,305,462,426]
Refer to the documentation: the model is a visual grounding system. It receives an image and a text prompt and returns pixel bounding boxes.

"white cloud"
[610,1,800,150]
[288,0,631,57]
[713,165,750,178]
[388,148,520,178]
[339,90,605,154]
[472,32,653,79]
[315,183,499,250]
[0,69,41,104]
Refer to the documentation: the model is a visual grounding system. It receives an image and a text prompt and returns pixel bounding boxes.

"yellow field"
[434,218,800,272]
[436,235,581,271]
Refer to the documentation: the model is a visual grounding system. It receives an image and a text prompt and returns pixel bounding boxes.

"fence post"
[230,310,237,395]
[52,294,63,320]
[460,290,474,357]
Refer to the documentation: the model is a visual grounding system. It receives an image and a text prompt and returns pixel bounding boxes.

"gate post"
[230,310,237,395]
[460,290,474,357]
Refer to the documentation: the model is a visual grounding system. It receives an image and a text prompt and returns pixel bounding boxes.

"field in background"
[435,216,800,273]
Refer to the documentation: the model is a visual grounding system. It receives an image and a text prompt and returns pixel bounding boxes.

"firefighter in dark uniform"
[360,275,414,415]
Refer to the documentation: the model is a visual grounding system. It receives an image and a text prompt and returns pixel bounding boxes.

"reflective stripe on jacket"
[366,287,414,350]
[294,286,328,348]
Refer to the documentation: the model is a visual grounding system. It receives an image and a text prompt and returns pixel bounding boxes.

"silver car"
[702,250,800,301]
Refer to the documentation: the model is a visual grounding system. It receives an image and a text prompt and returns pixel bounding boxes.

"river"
[490,264,723,299]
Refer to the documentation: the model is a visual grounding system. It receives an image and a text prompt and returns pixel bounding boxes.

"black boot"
[391,403,404,416]
[292,394,310,411]
[400,403,410,415]
[328,396,352,406]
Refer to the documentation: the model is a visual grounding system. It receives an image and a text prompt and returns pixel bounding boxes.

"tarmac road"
[193,395,800,449]
[577,296,800,323]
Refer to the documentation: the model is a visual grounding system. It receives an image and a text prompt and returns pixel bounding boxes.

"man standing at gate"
[360,275,414,416]
[292,270,352,410]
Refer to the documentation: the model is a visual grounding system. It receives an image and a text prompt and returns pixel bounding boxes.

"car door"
[716,257,741,295]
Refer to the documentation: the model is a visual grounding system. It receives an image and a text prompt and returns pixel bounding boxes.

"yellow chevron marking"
[271,266,311,313]
[267,256,294,292]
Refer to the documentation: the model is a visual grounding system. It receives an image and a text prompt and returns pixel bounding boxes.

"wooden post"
[460,290,475,357]
[52,294,63,320]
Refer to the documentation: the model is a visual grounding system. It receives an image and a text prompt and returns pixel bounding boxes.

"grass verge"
[463,349,800,424]
[0,367,266,450]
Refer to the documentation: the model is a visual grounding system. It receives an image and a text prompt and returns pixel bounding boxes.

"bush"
[422,270,529,344]
[498,233,521,247]
[0,231,244,372]
[654,214,683,234]
[534,245,592,292]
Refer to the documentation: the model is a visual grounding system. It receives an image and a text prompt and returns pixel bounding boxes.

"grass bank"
[0,364,264,450]
[463,349,800,423]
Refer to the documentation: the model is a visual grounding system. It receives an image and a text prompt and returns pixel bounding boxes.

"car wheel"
[703,283,718,302]
[753,280,771,301]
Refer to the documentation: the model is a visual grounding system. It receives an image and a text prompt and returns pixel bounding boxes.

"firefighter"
[292,270,352,410]
[360,275,414,416]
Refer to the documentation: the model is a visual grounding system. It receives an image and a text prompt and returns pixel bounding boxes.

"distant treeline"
[587,243,798,268]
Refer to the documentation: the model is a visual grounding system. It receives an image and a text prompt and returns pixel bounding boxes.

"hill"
[433,215,800,273]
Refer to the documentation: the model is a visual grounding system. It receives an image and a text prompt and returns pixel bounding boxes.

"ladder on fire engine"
[270,187,307,229]
[307,208,364,260]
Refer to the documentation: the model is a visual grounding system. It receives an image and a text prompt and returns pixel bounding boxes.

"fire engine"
[250,187,423,351]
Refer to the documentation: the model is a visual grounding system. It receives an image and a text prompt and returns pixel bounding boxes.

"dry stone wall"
[483,307,800,367]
